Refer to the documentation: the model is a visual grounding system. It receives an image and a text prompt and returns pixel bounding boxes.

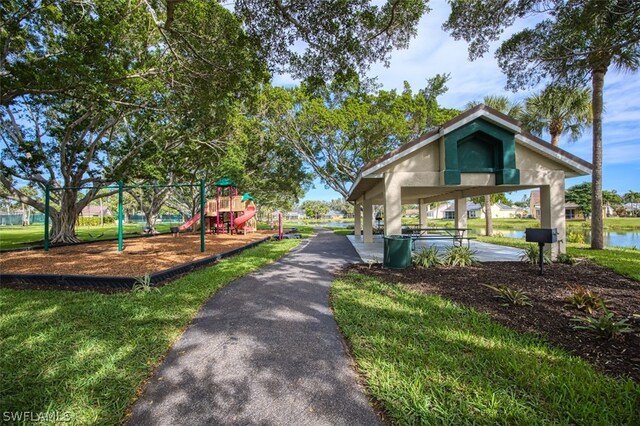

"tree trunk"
[50,196,80,243]
[591,68,605,249]
[21,202,29,226]
[49,189,82,244]
[550,132,560,147]
[484,194,493,236]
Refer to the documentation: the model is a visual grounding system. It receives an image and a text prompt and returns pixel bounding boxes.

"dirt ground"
[350,261,640,383]
[1,231,274,277]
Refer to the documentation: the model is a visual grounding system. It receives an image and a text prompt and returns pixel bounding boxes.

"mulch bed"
[0,231,274,277]
[349,260,640,383]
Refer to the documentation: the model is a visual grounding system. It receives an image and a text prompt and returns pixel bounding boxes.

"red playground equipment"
[179,177,256,235]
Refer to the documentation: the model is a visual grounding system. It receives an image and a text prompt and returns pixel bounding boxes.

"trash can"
[383,235,412,269]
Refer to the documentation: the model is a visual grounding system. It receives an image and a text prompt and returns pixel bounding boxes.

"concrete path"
[127,230,381,426]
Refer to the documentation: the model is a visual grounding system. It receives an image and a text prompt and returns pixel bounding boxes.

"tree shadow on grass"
[331,272,640,425]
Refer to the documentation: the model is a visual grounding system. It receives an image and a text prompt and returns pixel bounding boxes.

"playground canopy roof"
[215,177,236,187]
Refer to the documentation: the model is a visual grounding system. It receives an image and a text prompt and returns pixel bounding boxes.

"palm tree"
[520,85,592,147]
[465,95,522,236]
[466,95,523,119]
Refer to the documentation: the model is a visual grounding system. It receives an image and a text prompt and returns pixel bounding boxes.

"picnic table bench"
[401,227,474,249]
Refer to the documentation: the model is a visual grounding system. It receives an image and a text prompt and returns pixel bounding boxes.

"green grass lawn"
[478,235,640,281]
[0,223,182,250]
[0,238,300,425]
[332,272,640,425]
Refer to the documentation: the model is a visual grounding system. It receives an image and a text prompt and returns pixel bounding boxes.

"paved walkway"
[347,234,522,263]
[127,230,381,426]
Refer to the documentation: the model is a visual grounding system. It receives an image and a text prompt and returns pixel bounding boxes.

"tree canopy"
[265,76,458,197]
[234,0,429,83]
[444,0,640,248]
[520,85,592,147]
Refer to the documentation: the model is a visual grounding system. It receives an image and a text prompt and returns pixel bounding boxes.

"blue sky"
[278,0,640,203]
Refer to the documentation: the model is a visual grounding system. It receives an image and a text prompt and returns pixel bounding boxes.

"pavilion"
[346,105,592,258]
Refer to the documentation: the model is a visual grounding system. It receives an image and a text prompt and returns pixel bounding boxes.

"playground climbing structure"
[179,178,256,235]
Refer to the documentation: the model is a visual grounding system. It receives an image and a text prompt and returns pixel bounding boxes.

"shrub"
[76,215,116,226]
[132,274,159,293]
[519,244,551,265]
[483,284,533,307]
[565,284,605,314]
[567,232,586,244]
[556,253,576,265]
[412,246,441,268]
[571,305,634,339]
[442,246,478,267]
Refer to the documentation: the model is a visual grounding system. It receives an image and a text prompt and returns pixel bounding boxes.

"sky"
[282,0,640,204]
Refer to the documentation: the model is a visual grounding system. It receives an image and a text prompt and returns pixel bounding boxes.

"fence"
[0,213,46,226]
[0,213,184,226]
[127,214,184,224]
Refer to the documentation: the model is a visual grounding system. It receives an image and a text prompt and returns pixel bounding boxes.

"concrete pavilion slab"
[346,234,522,263]
[347,104,592,259]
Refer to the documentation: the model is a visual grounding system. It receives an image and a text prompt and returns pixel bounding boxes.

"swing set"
[43,179,207,252]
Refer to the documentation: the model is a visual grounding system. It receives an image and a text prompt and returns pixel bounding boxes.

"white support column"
[384,174,402,236]
[455,197,468,230]
[419,199,428,228]
[363,199,374,243]
[540,180,566,258]
[353,202,362,238]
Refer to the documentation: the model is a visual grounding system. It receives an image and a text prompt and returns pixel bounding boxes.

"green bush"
[556,253,577,265]
[520,244,551,265]
[567,231,586,244]
[565,284,604,314]
[76,216,116,226]
[571,305,634,340]
[483,284,533,307]
[412,246,441,268]
[132,274,158,294]
[442,246,478,266]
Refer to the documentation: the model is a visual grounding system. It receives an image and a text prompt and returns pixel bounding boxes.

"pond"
[470,228,640,248]
[285,221,354,228]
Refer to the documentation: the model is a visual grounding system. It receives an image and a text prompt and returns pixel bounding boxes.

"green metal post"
[118,180,123,252]
[44,185,50,251]
[200,178,205,252]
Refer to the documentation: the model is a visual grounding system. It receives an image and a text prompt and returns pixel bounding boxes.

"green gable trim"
[443,118,520,185]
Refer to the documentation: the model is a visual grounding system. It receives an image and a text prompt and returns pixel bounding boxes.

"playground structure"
[178,178,257,235]
[40,177,258,254]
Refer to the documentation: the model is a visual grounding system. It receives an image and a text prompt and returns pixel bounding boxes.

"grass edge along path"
[331,272,640,425]
[0,238,301,426]
[477,236,640,281]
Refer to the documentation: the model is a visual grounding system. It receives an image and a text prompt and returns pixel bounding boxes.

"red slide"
[178,208,206,231]
[233,205,256,229]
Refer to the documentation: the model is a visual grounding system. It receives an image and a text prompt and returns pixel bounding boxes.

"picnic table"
[401,226,474,249]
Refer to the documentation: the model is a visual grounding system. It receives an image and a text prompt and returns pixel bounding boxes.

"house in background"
[404,208,419,217]
[80,205,112,217]
[530,189,585,220]
[623,203,640,216]
[284,210,305,220]
[492,202,522,218]
[425,203,450,219]
[324,210,345,220]
[443,202,481,219]
[443,201,521,219]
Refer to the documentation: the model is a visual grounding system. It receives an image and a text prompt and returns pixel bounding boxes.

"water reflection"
[470,229,640,248]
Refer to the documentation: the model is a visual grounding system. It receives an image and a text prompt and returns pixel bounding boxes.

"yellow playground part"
[206,196,245,215]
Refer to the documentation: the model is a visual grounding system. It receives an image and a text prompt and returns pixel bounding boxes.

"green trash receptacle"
[383,235,412,269]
